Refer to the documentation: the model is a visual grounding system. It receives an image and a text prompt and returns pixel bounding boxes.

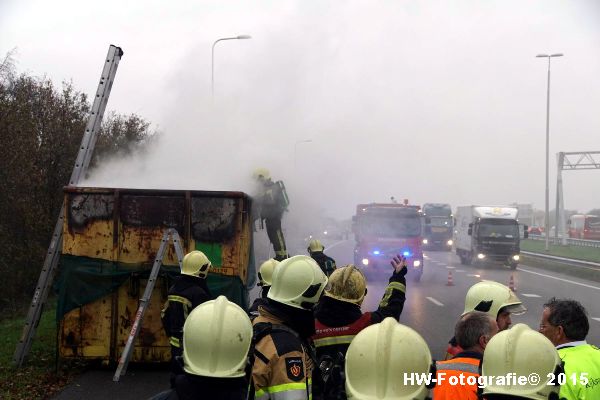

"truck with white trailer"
[454,206,528,269]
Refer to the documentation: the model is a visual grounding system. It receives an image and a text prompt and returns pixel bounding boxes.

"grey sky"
[2,0,599,220]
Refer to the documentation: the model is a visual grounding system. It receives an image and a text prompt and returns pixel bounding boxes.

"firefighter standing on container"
[161,250,212,387]
[253,168,289,261]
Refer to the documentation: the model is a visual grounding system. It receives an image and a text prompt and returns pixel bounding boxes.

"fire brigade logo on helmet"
[285,357,304,381]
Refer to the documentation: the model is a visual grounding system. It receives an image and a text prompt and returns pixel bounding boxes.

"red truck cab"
[352,202,424,282]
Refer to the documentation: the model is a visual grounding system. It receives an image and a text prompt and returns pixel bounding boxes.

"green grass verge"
[0,301,85,400]
[521,239,600,263]
[521,255,600,284]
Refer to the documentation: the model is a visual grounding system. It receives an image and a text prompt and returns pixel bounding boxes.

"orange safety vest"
[433,356,481,400]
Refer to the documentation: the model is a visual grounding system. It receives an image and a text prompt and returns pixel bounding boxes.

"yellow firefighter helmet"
[324,265,367,305]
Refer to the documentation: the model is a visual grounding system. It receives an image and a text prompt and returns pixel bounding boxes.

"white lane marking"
[456,269,466,272]
[426,297,444,306]
[446,266,455,269]
[521,293,541,298]
[592,318,600,323]
[518,267,600,291]
[467,274,481,278]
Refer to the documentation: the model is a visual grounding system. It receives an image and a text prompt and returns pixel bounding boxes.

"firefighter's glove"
[390,255,408,278]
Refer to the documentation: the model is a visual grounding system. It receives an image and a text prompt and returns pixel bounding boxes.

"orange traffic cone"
[446,270,454,286]
[508,273,516,292]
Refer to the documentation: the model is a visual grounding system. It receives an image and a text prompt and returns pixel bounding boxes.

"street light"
[294,139,313,169]
[211,34,252,99]
[536,53,563,251]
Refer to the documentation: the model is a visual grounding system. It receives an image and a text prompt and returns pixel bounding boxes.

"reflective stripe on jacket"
[161,275,211,349]
[313,313,372,350]
[433,355,481,400]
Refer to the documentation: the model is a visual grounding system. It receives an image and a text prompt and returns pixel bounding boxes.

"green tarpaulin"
[54,254,249,321]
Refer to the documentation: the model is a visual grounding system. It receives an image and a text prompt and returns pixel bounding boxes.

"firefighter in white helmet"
[307,239,337,277]
[445,280,526,359]
[153,296,253,400]
[248,258,279,318]
[252,168,289,261]
[482,323,562,400]
[312,255,407,398]
[161,250,212,387]
[345,317,436,399]
[250,255,328,399]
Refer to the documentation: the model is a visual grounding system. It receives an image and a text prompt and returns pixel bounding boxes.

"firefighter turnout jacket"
[252,306,316,400]
[309,251,337,277]
[161,275,212,349]
[433,351,482,400]
[312,268,406,357]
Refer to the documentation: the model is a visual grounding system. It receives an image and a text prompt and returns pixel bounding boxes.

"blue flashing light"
[403,251,411,257]
[373,250,381,255]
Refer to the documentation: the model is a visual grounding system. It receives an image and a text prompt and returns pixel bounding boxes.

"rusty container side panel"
[59,294,113,360]
[118,194,186,265]
[63,192,115,261]
[114,277,170,363]
[59,188,250,363]
[191,195,251,282]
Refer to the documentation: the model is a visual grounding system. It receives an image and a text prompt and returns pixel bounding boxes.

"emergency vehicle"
[567,214,600,240]
[352,201,424,281]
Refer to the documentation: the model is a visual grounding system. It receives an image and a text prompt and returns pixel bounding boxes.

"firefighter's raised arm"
[390,255,408,276]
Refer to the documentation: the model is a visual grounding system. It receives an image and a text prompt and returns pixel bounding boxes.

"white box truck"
[454,206,528,270]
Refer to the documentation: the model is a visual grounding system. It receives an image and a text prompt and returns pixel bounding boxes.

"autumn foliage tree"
[0,54,157,315]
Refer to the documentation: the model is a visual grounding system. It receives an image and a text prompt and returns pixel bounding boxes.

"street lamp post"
[536,53,563,251]
[211,34,252,99]
[294,139,313,169]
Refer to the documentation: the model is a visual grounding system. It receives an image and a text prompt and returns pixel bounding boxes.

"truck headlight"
[447,239,453,246]
[362,258,369,266]
[422,239,428,244]
[512,254,520,261]
[477,253,486,260]
[413,260,421,267]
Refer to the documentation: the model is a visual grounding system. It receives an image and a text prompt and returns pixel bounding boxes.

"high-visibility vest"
[558,344,600,400]
[433,356,481,400]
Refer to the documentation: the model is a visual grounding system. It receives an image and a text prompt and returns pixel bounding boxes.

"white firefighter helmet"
[181,250,211,278]
[345,318,434,399]
[307,239,325,253]
[253,168,271,181]
[182,296,253,378]
[482,323,561,399]
[267,255,327,309]
[258,258,279,287]
[463,280,526,318]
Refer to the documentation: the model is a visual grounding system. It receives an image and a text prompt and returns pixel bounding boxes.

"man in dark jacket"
[307,239,336,277]
[161,250,212,387]
[311,255,407,399]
